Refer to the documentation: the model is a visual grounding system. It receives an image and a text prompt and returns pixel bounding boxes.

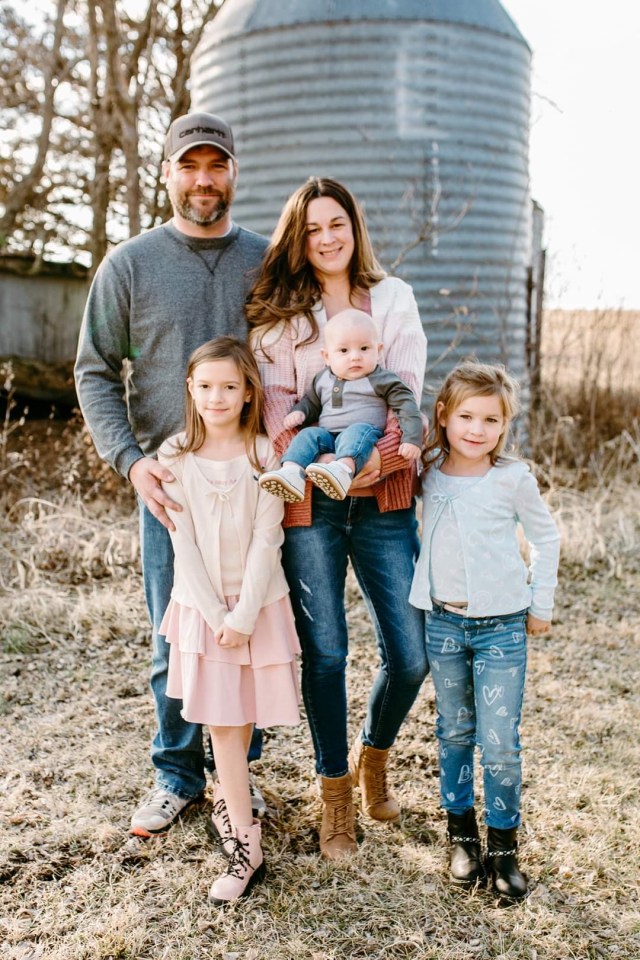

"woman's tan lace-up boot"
[318,772,357,859]
[349,737,400,821]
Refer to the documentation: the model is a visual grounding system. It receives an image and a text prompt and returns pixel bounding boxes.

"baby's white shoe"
[305,461,353,500]
[258,465,306,503]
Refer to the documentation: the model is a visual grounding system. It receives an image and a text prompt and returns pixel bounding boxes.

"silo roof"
[209,0,528,47]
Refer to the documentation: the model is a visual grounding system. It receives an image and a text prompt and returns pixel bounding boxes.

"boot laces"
[368,764,391,806]
[211,795,232,837]
[327,802,352,839]
[226,834,252,879]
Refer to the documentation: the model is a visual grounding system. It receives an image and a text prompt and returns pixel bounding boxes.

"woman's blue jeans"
[282,491,428,778]
[424,603,528,829]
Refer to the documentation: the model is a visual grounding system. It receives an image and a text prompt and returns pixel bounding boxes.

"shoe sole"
[305,466,348,500]
[488,868,529,906]
[129,794,202,838]
[493,889,529,907]
[490,882,529,907]
[259,477,305,503]
[450,873,488,889]
[208,861,266,906]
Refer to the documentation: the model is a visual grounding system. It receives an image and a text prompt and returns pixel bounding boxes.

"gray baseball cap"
[164,112,235,163]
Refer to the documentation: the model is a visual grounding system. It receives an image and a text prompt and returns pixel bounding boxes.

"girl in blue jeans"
[409,361,560,903]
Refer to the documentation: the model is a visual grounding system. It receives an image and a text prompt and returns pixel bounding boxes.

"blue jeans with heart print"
[424,603,528,829]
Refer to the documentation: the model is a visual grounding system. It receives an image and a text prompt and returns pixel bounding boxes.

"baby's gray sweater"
[74,221,267,477]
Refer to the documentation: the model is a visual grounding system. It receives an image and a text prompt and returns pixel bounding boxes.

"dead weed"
[1,418,639,960]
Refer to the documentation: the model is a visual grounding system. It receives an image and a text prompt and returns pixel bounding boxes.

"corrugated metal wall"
[191,0,533,404]
[0,270,88,362]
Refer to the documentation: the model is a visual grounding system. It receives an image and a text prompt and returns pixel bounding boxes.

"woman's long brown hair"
[169,337,265,472]
[246,177,385,353]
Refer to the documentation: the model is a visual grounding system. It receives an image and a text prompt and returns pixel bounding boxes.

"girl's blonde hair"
[172,337,264,471]
[424,359,521,468]
[246,176,386,351]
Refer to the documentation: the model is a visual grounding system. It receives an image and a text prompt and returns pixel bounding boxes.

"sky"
[500,0,640,309]
[19,0,640,310]
[111,0,640,309]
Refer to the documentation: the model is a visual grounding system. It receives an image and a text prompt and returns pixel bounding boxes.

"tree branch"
[0,0,67,241]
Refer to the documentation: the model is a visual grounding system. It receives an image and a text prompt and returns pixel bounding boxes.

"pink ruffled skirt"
[161,595,301,728]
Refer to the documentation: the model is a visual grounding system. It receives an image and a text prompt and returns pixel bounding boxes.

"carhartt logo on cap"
[164,112,235,163]
[178,125,227,140]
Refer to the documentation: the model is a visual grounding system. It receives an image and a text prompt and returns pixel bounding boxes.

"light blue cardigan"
[409,459,560,620]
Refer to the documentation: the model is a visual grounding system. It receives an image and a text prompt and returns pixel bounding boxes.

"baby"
[259,308,423,502]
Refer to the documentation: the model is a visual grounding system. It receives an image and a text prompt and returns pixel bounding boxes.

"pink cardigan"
[253,276,427,527]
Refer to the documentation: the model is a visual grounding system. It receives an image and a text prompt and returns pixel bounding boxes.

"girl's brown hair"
[424,359,521,468]
[171,337,265,471]
[246,177,386,351]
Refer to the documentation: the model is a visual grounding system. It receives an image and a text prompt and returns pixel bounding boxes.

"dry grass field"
[1,311,639,960]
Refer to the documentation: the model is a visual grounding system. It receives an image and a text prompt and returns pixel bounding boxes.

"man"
[75,112,269,836]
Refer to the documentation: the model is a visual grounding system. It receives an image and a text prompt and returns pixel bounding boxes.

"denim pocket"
[491,609,527,627]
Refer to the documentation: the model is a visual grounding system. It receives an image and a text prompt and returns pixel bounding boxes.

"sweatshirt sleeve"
[371,369,424,446]
[514,469,561,621]
[158,450,228,633]
[289,373,323,425]
[73,255,144,478]
[223,444,287,635]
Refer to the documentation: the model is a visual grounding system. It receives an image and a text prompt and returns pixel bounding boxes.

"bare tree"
[0,0,67,243]
[0,0,223,273]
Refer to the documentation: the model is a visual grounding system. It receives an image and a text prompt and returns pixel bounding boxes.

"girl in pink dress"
[157,336,300,906]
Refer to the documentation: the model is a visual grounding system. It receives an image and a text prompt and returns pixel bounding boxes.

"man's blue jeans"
[424,603,528,829]
[281,491,428,778]
[284,423,383,476]
[139,502,262,799]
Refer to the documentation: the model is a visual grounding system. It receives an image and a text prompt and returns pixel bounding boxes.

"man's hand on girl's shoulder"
[129,456,182,532]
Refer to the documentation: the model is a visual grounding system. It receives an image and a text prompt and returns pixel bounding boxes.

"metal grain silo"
[191,0,533,402]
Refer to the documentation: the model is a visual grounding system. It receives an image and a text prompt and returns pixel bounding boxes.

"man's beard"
[172,182,235,226]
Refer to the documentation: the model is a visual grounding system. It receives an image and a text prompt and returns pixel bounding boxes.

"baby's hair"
[424,359,521,468]
[172,336,264,471]
[324,309,379,346]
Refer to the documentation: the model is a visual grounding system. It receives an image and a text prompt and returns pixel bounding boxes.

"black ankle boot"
[486,826,528,903]
[447,809,486,887]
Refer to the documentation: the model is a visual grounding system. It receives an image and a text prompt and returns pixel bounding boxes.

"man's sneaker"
[130,786,199,837]
[258,465,306,503]
[305,461,353,500]
[211,770,267,820]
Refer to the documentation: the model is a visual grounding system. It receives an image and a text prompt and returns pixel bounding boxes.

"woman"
[248,177,428,859]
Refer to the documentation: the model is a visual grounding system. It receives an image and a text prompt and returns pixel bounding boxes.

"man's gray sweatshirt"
[74,221,268,477]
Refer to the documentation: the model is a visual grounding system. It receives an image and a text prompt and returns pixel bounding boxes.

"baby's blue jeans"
[283,423,383,476]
